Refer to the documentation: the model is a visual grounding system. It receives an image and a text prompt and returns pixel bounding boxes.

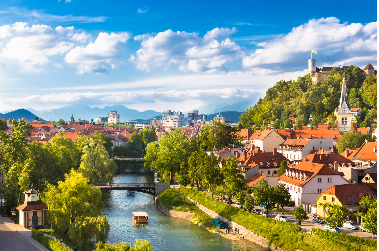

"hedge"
[31,229,71,251]
[312,228,377,248]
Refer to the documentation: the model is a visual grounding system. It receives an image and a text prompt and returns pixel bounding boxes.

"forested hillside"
[239,66,377,130]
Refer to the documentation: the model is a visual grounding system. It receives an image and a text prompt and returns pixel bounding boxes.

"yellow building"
[16,189,48,228]
[316,183,376,218]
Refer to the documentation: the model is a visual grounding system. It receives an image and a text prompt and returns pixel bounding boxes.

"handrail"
[93,183,156,187]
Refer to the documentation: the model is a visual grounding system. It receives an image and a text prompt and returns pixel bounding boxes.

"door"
[32,211,38,227]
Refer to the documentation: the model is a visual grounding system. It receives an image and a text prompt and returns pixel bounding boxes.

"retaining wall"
[155,199,195,220]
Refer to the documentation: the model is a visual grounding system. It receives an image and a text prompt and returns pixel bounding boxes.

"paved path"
[0,215,49,251]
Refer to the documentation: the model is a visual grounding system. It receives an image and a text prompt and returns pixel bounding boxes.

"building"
[316,183,376,217]
[150,118,162,126]
[278,162,349,207]
[237,129,261,144]
[363,63,377,77]
[278,138,333,162]
[16,189,48,228]
[334,77,357,132]
[253,129,285,152]
[162,110,175,119]
[108,110,120,124]
[213,114,225,124]
[162,111,184,128]
[95,117,108,123]
[188,110,207,126]
[135,123,149,130]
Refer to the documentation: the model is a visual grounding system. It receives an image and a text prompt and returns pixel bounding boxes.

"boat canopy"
[133,212,148,217]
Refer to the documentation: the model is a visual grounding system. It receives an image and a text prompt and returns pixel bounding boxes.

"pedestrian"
[74,246,77,251]
[60,238,62,244]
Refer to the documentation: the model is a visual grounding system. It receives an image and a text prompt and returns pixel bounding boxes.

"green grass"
[38,228,82,251]
[173,187,376,251]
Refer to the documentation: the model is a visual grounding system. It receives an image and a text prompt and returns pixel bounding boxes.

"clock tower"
[335,76,353,132]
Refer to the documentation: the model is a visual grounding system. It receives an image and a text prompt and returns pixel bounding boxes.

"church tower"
[308,59,316,76]
[335,76,353,132]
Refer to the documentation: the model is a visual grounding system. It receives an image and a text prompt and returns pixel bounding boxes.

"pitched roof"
[322,183,377,205]
[282,138,311,147]
[238,129,260,140]
[351,141,377,161]
[239,148,288,171]
[255,129,275,140]
[351,108,362,112]
[16,203,48,211]
[297,152,355,166]
[246,173,266,187]
[341,149,359,160]
[320,67,333,72]
[278,162,342,187]
[363,63,375,70]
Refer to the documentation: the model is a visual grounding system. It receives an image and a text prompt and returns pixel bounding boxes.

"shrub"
[31,229,71,251]
[312,228,377,248]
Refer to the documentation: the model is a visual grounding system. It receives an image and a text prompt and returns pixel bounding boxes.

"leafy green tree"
[138,127,157,150]
[277,160,288,176]
[113,144,128,157]
[359,196,377,235]
[294,114,307,130]
[0,118,8,131]
[221,157,246,205]
[93,131,113,157]
[49,133,80,172]
[275,183,291,209]
[42,170,109,249]
[198,122,241,150]
[244,195,254,212]
[272,119,281,129]
[319,203,346,228]
[252,180,276,218]
[54,119,66,126]
[96,239,153,251]
[337,131,373,153]
[293,205,308,225]
[78,137,117,183]
[361,75,377,108]
[126,133,144,157]
[145,129,188,184]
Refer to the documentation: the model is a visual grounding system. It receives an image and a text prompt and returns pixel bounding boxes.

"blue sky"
[0,0,377,114]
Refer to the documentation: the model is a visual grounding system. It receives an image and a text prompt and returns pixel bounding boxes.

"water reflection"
[102,164,266,251]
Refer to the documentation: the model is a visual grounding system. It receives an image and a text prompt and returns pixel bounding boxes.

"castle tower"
[308,59,316,76]
[335,76,353,132]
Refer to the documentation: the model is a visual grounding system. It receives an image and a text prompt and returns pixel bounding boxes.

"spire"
[338,75,350,109]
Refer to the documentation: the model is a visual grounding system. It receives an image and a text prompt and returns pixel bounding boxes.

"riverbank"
[157,187,377,251]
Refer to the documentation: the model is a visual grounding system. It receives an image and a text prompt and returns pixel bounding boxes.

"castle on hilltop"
[308,59,376,83]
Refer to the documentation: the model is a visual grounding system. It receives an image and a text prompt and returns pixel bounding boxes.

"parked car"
[275,215,290,222]
[342,222,358,230]
[323,225,341,233]
[359,225,368,232]
[312,216,324,224]
[261,211,271,217]
[213,218,226,229]
[252,209,262,214]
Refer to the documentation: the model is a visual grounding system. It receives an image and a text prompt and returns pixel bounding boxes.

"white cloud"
[31,11,106,23]
[131,27,242,73]
[70,31,91,43]
[64,32,130,74]
[137,8,147,13]
[0,22,75,72]
[242,17,377,71]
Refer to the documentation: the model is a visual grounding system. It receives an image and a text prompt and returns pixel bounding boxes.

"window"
[318,178,322,183]
[328,178,332,183]
[274,171,277,175]
[366,177,370,181]
[290,154,292,159]
[332,197,335,202]
[268,171,271,175]
[318,189,322,194]
[323,196,326,200]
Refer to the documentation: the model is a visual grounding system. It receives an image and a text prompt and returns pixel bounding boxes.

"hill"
[0,109,46,122]
[207,111,243,123]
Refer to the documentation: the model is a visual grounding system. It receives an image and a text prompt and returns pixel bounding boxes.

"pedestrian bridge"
[93,183,156,195]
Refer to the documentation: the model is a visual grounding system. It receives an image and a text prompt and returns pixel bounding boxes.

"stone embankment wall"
[187,197,284,251]
[155,199,195,220]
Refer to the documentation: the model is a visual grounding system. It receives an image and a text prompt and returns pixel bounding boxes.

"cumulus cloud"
[64,32,130,74]
[242,17,377,72]
[131,27,243,73]
[137,8,147,13]
[0,22,75,72]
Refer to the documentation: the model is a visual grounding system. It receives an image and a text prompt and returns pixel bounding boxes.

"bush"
[31,229,71,251]
[312,228,377,248]
[287,200,295,207]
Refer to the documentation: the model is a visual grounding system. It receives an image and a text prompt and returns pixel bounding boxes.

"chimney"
[319,154,322,161]
[321,148,324,154]
[333,161,338,172]
[345,149,349,158]
[273,147,277,155]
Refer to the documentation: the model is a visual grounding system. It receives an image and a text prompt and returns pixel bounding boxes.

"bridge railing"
[93,183,156,187]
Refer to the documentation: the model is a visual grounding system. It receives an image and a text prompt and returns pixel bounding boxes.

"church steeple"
[338,76,350,109]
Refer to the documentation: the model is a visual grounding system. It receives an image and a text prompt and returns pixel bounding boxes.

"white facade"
[135,123,149,130]
[334,77,354,132]
[213,114,225,124]
[162,113,184,128]
[108,110,120,124]
[278,138,333,162]
[253,131,285,152]
[279,173,349,206]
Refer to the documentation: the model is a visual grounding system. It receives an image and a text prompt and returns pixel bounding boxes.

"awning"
[133,212,148,217]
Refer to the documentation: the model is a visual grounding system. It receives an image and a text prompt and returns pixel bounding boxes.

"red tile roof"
[246,173,266,187]
[363,63,375,70]
[239,148,289,171]
[322,183,377,205]
[16,203,48,211]
[297,152,355,166]
[351,141,377,161]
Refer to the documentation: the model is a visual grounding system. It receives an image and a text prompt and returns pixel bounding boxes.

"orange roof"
[30,124,53,128]
[240,148,288,171]
[351,141,377,161]
[341,149,359,160]
[356,127,370,134]
[246,173,266,187]
[282,138,311,147]
[363,63,375,70]
[16,203,48,211]
[322,183,376,205]
[255,129,277,140]
[55,132,79,142]
[278,162,341,187]
[351,108,362,112]
[238,129,260,140]
[297,152,355,166]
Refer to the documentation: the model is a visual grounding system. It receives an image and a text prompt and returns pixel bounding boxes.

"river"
[102,164,266,251]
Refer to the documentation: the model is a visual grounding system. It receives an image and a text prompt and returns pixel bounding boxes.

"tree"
[277,160,288,176]
[113,144,128,157]
[95,239,153,251]
[252,180,276,218]
[145,130,188,184]
[78,137,117,183]
[54,119,66,126]
[49,133,80,172]
[138,127,157,150]
[93,132,113,157]
[293,205,308,225]
[336,131,373,153]
[126,133,144,157]
[294,114,307,130]
[274,183,291,209]
[359,196,377,235]
[319,203,346,228]
[221,157,246,205]
[0,118,8,131]
[42,170,109,249]
[361,75,377,108]
[272,119,281,129]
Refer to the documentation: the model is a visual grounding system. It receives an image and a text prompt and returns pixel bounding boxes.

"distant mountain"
[209,100,257,114]
[29,105,161,122]
[0,108,47,122]
[207,111,243,123]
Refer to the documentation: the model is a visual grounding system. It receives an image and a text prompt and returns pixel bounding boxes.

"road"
[0,216,48,251]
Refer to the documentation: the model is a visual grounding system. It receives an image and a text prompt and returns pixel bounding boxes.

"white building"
[95,117,108,123]
[278,162,349,207]
[278,138,333,162]
[108,110,120,124]
[213,114,225,124]
[334,77,356,132]
[162,112,184,128]
[253,129,285,152]
[135,123,149,130]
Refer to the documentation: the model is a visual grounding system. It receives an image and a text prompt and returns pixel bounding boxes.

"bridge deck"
[93,183,156,195]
